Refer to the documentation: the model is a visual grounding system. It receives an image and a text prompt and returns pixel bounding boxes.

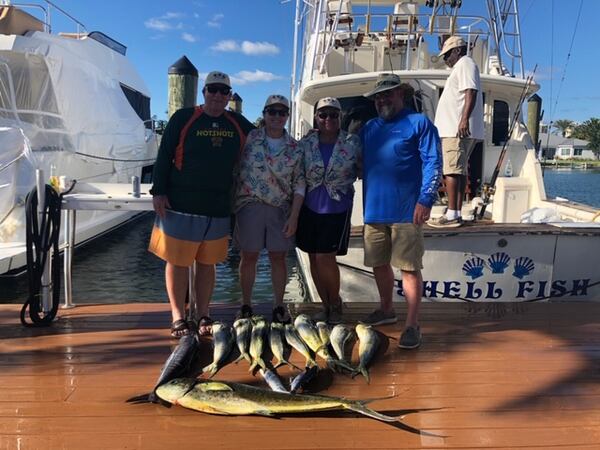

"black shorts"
[296,205,352,255]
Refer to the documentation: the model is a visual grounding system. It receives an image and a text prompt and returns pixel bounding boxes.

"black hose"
[20,184,63,327]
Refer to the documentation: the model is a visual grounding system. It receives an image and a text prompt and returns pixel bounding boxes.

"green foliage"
[572,118,600,156]
[552,119,575,136]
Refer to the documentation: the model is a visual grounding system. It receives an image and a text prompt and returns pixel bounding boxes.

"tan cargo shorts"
[363,223,424,271]
[442,137,479,176]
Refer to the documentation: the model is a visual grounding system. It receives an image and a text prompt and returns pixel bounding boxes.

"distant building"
[539,132,596,160]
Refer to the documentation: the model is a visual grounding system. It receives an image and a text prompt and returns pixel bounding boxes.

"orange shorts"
[148,209,231,266]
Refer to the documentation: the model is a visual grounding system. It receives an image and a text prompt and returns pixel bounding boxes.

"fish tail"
[258,358,267,371]
[202,363,218,379]
[361,367,371,384]
[328,358,355,373]
[286,360,302,371]
[345,401,398,423]
[248,360,258,373]
[273,360,285,370]
[233,354,244,364]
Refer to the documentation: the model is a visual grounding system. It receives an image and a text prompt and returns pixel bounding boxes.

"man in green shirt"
[149,71,255,337]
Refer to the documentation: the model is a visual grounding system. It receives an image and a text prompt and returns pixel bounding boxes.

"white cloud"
[207,13,224,28]
[161,12,185,19]
[211,40,238,52]
[231,70,283,85]
[240,41,280,56]
[211,40,280,56]
[198,70,283,86]
[182,33,197,43]
[144,18,172,32]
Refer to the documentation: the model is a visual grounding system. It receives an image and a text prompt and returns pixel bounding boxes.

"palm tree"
[552,119,575,137]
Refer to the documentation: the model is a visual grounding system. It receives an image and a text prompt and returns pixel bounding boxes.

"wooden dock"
[1,301,600,449]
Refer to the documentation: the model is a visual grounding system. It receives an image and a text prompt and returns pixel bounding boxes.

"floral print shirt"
[235,128,305,212]
[299,130,362,201]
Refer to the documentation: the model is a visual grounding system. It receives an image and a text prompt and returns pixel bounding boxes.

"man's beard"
[378,104,397,121]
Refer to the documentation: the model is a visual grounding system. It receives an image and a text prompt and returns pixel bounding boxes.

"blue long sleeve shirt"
[360,108,442,224]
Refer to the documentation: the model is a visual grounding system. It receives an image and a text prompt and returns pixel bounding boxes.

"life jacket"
[174,105,247,171]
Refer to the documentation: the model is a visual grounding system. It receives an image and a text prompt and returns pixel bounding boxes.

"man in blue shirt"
[360,73,442,349]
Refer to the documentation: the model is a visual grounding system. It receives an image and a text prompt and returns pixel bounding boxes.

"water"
[2,169,599,305]
[0,214,307,305]
[542,168,600,208]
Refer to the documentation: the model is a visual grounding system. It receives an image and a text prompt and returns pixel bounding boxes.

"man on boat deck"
[149,71,255,338]
[429,35,484,228]
[359,73,442,349]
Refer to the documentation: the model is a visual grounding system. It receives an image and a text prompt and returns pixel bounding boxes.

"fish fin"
[273,360,285,370]
[345,402,398,423]
[286,360,302,371]
[202,363,218,379]
[328,358,355,373]
[197,381,233,392]
[233,354,244,364]
[258,358,268,371]
[254,409,277,417]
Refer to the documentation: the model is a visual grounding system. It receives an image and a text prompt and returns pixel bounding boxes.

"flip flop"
[198,316,213,337]
[170,319,189,339]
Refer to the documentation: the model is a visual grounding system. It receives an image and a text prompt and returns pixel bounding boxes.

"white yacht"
[291,0,600,302]
[0,2,158,274]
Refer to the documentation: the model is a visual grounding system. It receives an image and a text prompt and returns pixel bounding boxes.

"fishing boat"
[0,1,158,274]
[290,0,600,302]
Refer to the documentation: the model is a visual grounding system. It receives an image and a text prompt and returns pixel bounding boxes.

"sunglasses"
[206,85,231,95]
[317,112,340,119]
[265,109,289,117]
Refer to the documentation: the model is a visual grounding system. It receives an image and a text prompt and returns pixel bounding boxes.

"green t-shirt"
[151,107,255,216]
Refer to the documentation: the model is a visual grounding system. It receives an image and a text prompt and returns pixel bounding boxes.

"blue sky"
[50,0,599,125]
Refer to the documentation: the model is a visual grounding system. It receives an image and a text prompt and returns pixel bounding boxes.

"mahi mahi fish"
[249,316,269,373]
[353,323,380,384]
[284,323,317,368]
[156,377,399,423]
[270,321,300,371]
[233,318,252,365]
[330,324,356,363]
[295,315,354,372]
[148,331,200,403]
[202,322,234,378]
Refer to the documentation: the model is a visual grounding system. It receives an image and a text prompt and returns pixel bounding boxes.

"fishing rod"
[477,64,537,220]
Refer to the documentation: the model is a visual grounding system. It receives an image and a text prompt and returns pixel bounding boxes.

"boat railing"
[7,1,86,35]
[310,11,495,79]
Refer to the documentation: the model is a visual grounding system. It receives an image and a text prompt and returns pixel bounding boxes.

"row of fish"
[148,314,384,402]
[208,314,382,384]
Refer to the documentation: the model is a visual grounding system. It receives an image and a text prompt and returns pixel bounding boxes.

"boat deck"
[1,301,600,449]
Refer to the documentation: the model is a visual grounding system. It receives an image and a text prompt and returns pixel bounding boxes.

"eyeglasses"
[265,108,289,117]
[317,112,340,120]
[206,85,231,95]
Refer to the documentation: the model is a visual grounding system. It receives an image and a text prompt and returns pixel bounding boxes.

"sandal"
[272,305,292,325]
[236,304,253,320]
[170,319,190,339]
[198,316,214,337]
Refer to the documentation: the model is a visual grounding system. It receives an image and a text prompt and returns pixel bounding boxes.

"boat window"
[492,100,509,145]
[87,31,127,56]
[0,52,64,128]
[120,83,151,125]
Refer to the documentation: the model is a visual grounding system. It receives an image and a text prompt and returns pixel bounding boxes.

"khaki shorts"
[363,223,424,271]
[234,203,294,252]
[442,137,479,176]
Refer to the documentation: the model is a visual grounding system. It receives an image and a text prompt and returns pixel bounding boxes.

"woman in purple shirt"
[296,97,362,323]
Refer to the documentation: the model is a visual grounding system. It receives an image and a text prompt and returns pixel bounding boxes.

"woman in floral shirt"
[234,95,305,323]
[296,97,362,324]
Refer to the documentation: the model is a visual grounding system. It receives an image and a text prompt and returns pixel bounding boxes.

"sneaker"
[398,326,421,349]
[328,303,343,325]
[427,215,463,228]
[312,307,329,322]
[272,305,292,324]
[359,309,397,326]
[236,304,253,320]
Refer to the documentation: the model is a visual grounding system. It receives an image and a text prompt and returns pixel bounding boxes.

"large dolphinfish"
[156,377,399,423]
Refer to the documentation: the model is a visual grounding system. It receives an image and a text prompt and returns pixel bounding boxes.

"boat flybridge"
[0,1,158,274]
[291,0,600,302]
